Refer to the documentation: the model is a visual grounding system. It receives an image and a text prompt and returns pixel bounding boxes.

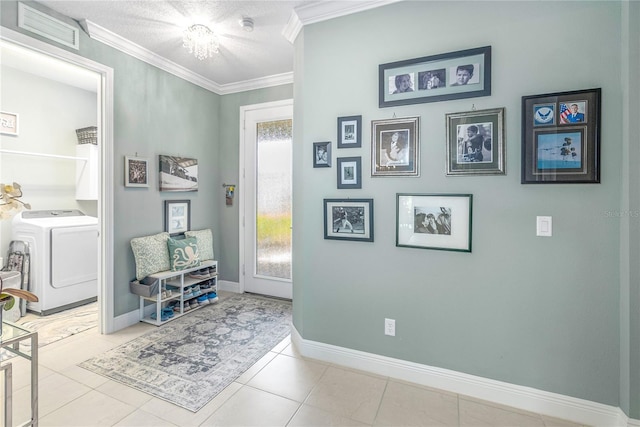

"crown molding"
[283,0,403,43]
[218,72,293,95]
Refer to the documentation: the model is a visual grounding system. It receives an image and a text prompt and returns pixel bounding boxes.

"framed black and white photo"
[164,200,190,235]
[313,141,331,168]
[371,116,420,177]
[379,46,491,108]
[521,88,601,184]
[396,193,472,252]
[337,115,362,148]
[125,156,150,187]
[0,111,19,136]
[445,108,505,176]
[337,156,362,189]
[159,155,198,191]
[324,198,374,242]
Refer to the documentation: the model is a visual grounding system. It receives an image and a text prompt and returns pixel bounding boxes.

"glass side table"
[1,320,38,427]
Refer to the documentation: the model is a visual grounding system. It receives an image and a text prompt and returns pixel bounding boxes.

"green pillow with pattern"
[167,237,200,271]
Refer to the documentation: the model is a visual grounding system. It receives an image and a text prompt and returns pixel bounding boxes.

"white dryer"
[12,210,98,316]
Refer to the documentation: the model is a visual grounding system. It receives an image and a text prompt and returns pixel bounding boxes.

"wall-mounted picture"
[371,116,420,177]
[337,156,362,189]
[337,115,362,148]
[313,141,331,168]
[379,46,491,108]
[323,198,374,242]
[445,107,505,176]
[159,155,198,191]
[396,193,472,252]
[164,200,190,235]
[522,88,601,184]
[0,111,19,136]
[125,156,149,187]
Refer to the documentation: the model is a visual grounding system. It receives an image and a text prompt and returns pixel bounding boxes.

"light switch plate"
[537,216,552,237]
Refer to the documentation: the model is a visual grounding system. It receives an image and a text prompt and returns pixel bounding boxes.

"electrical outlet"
[385,318,395,336]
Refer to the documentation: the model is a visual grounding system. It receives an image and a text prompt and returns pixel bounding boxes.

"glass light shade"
[182,24,219,60]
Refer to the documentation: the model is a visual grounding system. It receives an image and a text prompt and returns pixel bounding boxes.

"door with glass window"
[240,100,292,299]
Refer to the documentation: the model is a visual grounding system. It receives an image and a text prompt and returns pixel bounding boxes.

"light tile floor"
[2,312,588,427]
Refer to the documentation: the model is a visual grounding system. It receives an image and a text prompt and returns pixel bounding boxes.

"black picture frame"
[521,88,601,184]
[396,193,472,252]
[337,156,362,189]
[445,107,506,176]
[379,46,491,108]
[164,200,191,235]
[313,141,331,168]
[323,198,374,242]
[337,115,362,148]
[371,116,420,177]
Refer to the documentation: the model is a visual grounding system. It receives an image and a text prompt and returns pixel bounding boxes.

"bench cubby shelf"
[138,260,218,326]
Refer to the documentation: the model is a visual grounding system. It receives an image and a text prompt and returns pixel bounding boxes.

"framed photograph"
[337,156,362,189]
[445,107,506,176]
[159,155,198,191]
[337,115,362,148]
[323,198,374,242]
[397,193,472,252]
[0,111,19,136]
[521,88,601,184]
[125,156,150,187]
[379,46,491,108]
[164,200,190,235]
[371,116,420,177]
[313,141,331,168]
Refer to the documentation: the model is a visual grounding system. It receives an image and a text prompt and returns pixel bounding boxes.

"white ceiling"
[30,0,399,94]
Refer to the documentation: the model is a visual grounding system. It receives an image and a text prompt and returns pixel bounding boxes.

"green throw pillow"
[184,229,214,260]
[130,232,171,279]
[167,237,200,271]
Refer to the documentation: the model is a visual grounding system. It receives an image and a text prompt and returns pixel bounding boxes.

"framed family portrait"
[445,107,505,176]
[0,111,19,136]
[521,88,601,184]
[159,155,198,192]
[164,200,190,235]
[396,193,472,252]
[337,115,362,148]
[371,116,420,177]
[379,46,491,108]
[125,156,150,187]
[337,156,362,189]
[323,198,374,242]
[313,141,331,168]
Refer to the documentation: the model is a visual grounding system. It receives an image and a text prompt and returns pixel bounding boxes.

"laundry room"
[0,41,100,330]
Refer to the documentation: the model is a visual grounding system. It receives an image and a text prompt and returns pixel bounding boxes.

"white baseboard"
[291,326,632,427]
[112,308,141,332]
[218,280,240,293]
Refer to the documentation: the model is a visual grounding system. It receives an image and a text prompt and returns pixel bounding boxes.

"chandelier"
[182,24,219,60]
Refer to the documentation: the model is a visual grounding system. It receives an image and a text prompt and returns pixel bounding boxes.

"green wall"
[293,0,627,410]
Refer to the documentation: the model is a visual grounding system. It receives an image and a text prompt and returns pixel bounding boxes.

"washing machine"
[12,210,98,316]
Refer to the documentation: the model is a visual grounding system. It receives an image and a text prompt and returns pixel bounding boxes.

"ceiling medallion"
[182,24,219,60]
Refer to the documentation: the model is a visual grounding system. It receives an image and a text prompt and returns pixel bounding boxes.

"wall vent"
[18,3,79,50]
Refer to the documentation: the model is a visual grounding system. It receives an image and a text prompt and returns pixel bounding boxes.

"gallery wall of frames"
[313,45,601,252]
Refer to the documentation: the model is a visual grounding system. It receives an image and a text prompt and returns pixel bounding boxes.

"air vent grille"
[18,3,79,50]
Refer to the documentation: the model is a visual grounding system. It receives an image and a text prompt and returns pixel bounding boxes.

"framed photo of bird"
[521,88,601,184]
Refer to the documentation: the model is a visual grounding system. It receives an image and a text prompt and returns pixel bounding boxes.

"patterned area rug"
[79,294,292,412]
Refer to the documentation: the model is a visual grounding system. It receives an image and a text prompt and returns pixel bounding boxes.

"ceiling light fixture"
[240,17,254,32]
[182,24,219,60]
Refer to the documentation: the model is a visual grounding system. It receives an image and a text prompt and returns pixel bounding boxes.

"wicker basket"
[75,126,98,145]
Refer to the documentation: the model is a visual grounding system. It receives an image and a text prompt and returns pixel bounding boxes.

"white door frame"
[238,99,293,296]
[1,27,115,333]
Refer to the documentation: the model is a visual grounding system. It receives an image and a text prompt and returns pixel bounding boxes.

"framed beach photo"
[371,116,420,177]
[521,88,601,184]
[323,198,374,242]
[337,156,362,189]
[313,141,331,168]
[159,155,198,191]
[164,200,190,235]
[125,156,150,187]
[445,108,505,176]
[379,46,491,108]
[396,193,472,252]
[337,115,362,148]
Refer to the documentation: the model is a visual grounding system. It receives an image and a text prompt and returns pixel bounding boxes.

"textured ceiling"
[36,0,311,86]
